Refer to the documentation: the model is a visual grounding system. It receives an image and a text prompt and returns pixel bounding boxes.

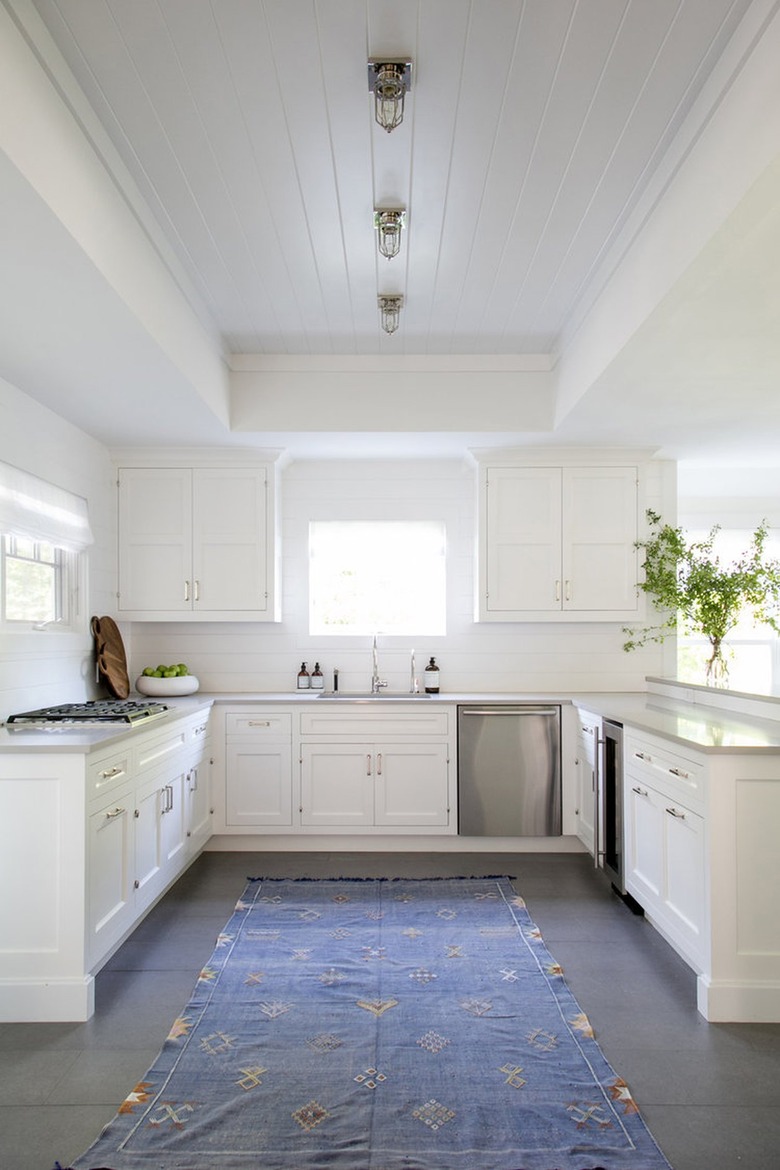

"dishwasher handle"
[459,707,559,717]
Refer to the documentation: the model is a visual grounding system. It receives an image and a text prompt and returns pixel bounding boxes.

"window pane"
[5,556,56,622]
[310,521,446,635]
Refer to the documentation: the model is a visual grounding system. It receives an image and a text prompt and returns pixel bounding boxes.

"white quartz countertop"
[3,690,780,754]
[567,692,780,753]
[0,695,213,753]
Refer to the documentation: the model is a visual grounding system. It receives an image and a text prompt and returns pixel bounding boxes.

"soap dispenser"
[297,662,310,690]
[424,657,440,694]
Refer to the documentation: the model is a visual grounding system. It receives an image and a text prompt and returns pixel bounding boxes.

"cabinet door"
[562,467,638,612]
[484,467,561,612]
[226,743,293,826]
[300,744,374,827]
[192,468,268,613]
[575,716,598,854]
[625,780,664,905]
[185,756,213,854]
[118,468,192,612]
[374,743,450,827]
[160,768,188,873]
[87,787,134,964]
[134,779,166,913]
[663,802,705,962]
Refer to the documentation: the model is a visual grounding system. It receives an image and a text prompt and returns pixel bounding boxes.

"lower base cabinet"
[622,727,780,1022]
[216,704,456,836]
[625,776,705,968]
[300,742,450,828]
[0,707,212,1023]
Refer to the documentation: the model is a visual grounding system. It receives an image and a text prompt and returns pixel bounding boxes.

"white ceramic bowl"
[135,674,200,697]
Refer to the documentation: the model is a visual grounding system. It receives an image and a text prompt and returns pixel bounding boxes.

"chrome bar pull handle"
[184,580,190,602]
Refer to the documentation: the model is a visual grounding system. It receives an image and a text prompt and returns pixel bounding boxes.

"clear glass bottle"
[297,662,310,689]
[424,656,440,694]
[311,662,324,690]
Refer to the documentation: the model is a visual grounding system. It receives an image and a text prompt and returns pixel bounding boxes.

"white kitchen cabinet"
[213,704,456,837]
[298,707,454,834]
[300,743,375,827]
[478,464,639,621]
[623,731,707,982]
[185,717,213,855]
[133,775,166,916]
[224,711,293,827]
[574,709,600,855]
[300,741,450,829]
[0,706,214,1022]
[87,781,135,966]
[117,465,279,620]
[375,742,450,826]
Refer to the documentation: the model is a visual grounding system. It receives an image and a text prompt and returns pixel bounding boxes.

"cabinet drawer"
[625,731,704,809]
[226,712,292,740]
[135,724,189,778]
[300,710,451,738]
[88,749,132,801]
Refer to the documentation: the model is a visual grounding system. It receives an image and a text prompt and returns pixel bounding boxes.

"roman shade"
[0,460,94,551]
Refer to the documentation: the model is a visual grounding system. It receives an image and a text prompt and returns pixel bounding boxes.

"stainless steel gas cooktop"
[6,699,169,726]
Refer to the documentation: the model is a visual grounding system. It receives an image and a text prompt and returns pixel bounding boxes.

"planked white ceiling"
[28,0,755,356]
[4,0,780,464]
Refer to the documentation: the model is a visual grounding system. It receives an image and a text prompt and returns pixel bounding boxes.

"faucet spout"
[371,633,388,693]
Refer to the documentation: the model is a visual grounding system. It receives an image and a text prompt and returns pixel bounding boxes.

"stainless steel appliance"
[599,719,625,893]
[6,699,169,726]
[457,705,561,836]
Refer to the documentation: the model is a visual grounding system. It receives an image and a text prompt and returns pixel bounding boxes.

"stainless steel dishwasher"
[457,705,561,836]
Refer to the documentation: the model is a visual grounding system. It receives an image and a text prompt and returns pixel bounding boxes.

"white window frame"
[0,533,82,631]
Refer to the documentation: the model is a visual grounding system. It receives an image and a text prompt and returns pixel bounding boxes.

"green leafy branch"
[622,510,780,658]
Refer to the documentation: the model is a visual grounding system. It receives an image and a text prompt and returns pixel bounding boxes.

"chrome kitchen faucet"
[371,634,388,693]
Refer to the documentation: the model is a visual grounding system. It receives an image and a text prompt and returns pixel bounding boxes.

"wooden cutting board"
[91,615,130,699]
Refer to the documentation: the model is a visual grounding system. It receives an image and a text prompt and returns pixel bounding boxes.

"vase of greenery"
[623,511,780,687]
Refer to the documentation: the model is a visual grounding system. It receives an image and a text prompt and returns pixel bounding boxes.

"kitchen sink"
[315,692,432,700]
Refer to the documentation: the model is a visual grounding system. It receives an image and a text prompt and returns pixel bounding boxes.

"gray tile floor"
[2,850,778,1169]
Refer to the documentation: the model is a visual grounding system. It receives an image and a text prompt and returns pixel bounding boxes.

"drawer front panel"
[625,731,704,809]
[88,750,132,801]
[225,712,293,740]
[300,710,451,738]
[136,727,189,777]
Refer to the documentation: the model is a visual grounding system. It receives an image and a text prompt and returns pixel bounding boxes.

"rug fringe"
[246,874,516,882]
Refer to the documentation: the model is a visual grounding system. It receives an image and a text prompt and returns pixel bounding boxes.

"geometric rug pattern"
[68,877,671,1170]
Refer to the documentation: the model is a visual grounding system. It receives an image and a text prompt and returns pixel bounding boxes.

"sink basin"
[316,692,431,700]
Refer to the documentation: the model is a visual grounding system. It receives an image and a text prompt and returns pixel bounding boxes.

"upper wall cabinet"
[117,465,280,621]
[478,464,640,622]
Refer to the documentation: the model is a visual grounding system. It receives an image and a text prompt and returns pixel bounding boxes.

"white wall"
[0,377,117,720]
[128,457,671,695]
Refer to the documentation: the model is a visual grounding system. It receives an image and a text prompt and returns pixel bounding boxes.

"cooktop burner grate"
[6,699,169,725]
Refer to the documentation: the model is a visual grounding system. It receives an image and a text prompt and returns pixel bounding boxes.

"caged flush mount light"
[378,294,403,335]
[373,208,406,260]
[368,59,412,132]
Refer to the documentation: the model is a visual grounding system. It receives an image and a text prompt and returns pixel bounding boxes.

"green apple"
[142,667,155,676]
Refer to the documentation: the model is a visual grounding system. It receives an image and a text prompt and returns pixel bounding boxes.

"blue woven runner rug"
[68,877,671,1170]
